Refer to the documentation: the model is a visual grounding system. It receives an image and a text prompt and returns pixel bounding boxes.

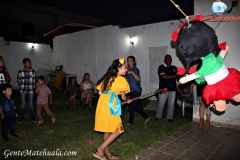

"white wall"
[52,29,97,84]
[53,21,184,92]
[2,41,52,89]
[193,0,240,126]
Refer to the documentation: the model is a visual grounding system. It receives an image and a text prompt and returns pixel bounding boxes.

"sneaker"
[19,117,24,123]
[52,118,56,124]
[168,119,173,122]
[3,137,10,141]
[10,134,19,138]
[30,118,37,123]
[37,120,43,125]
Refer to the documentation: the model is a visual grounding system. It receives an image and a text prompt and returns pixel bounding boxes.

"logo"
[211,0,227,15]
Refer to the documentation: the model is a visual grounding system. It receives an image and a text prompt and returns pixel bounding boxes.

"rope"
[170,0,191,27]
[170,0,187,18]
[176,85,192,97]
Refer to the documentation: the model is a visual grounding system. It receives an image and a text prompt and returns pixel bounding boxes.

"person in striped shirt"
[17,58,37,123]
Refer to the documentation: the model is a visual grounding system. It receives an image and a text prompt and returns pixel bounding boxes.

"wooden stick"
[121,88,168,105]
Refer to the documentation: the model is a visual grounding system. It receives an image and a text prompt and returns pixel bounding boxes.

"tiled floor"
[128,122,240,160]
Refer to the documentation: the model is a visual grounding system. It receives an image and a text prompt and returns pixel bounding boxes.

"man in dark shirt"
[156,55,177,122]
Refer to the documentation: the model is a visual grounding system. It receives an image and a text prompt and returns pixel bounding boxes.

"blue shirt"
[158,64,177,91]
[127,66,141,94]
[0,96,16,115]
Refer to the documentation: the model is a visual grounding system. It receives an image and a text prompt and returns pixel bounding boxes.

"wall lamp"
[31,43,35,49]
[130,36,134,45]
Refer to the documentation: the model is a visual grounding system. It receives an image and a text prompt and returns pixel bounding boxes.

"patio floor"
[127,122,240,160]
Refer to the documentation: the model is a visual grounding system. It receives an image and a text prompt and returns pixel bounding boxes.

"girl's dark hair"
[69,77,78,85]
[0,56,5,66]
[96,58,125,91]
[127,55,137,66]
[82,73,90,82]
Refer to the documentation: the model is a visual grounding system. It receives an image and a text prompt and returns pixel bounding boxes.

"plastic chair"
[177,83,193,116]
[79,91,96,108]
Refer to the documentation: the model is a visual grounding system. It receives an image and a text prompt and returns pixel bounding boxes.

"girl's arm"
[49,93,53,105]
[98,90,102,95]
[67,86,71,93]
[79,82,84,92]
[0,108,4,119]
[190,83,194,94]
[5,71,11,84]
[128,71,140,81]
[91,81,95,92]
[120,91,132,103]
[35,83,39,94]
[161,74,177,79]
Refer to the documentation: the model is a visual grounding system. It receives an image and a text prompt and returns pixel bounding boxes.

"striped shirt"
[17,68,36,93]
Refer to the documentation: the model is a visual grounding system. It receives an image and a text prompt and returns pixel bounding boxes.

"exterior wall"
[52,20,184,92]
[52,29,97,83]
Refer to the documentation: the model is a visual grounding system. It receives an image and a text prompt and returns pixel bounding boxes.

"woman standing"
[126,56,150,126]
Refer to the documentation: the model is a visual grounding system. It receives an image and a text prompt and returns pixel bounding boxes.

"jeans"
[20,92,35,119]
[156,91,176,119]
[128,91,149,124]
[2,115,16,138]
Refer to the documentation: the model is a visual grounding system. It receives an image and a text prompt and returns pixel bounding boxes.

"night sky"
[34,0,194,27]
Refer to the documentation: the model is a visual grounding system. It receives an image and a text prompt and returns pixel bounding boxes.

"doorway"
[148,46,168,99]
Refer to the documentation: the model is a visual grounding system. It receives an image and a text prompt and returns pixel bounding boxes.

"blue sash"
[102,91,122,116]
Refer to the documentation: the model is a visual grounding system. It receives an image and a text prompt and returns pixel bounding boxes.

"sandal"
[93,149,109,160]
[104,153,119,160]
[144,117,151,125]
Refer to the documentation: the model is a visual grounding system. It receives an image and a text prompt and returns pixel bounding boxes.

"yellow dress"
[94,76,130,133]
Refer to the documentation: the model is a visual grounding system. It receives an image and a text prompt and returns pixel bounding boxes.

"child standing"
[0,84,18,141]
[17,58,37,123]
[93,58,132,160]
[35,76,56,125]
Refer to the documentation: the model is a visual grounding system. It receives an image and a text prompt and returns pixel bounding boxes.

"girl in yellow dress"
[93,57,132,160]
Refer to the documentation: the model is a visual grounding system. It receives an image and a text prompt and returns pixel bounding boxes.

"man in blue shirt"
[156,55,177,122]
